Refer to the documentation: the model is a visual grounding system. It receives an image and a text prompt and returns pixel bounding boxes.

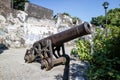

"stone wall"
[0,0,53,19]
[0,11,79,48]
[0,0,11,8]
[0,0,12,16]
[25,2,53,19]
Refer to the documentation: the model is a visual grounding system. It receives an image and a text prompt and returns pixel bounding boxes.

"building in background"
[0,0,53,19]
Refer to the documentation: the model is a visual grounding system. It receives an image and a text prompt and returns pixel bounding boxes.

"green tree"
[62,12,71,16]
[71,8,120,80]
[89,8,120,80]
[91,16,105,26]
[13,0,29,11]
[72,17,81,24]
[107,8,120,26]
[90,8,120,27]
[88,26,120,80]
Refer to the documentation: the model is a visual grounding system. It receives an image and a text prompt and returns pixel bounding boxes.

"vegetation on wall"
[13,0,29,11]
[72,17,81,24]
[53,12,81,25]
[62,12,71,16]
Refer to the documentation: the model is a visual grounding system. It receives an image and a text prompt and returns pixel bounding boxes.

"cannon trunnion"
[24,22,92,70]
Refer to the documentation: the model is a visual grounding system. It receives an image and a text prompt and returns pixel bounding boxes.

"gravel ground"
[0,45,89,80]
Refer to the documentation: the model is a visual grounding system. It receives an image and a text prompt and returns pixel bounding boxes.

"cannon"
[24,22,92,70]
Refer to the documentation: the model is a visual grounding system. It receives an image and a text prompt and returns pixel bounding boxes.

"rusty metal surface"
[35,22,91,46]
[24,22,92,71]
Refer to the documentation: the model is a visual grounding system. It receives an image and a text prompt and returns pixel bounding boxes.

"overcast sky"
[29,0,120,22]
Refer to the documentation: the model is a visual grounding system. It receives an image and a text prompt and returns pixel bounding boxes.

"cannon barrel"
[25,22,92,70]
[36,22,91,46]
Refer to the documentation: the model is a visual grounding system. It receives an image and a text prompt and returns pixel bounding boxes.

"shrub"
[71,39,92,61]
[89,26,120,80]
[71,26,120,80]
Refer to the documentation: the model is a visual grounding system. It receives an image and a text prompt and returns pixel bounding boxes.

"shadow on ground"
[54,59,90,80]
[55,55,70,80]
[55,64,70,80]
[0,43,8,54]
[69,60,89,80]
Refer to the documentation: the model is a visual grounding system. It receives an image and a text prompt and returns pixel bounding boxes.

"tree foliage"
[13,0,29,11]
[71,8,120,80]
[62,12,71,17]
[60,13,81,24]
[71,39,92,61]
[88,26,120,80]
[72,17,81,24]
[91,16,105,26]
[90,8,120,27]
[89,8,120,80]
[107,8,120,26]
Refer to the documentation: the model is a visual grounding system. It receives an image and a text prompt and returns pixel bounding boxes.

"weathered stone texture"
[0,0,12,16]
[25,3,53,19]
[0,0,53,19]
[0,0,11,9]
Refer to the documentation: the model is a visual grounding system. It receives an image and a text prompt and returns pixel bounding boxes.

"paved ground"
[0,45,89,80]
